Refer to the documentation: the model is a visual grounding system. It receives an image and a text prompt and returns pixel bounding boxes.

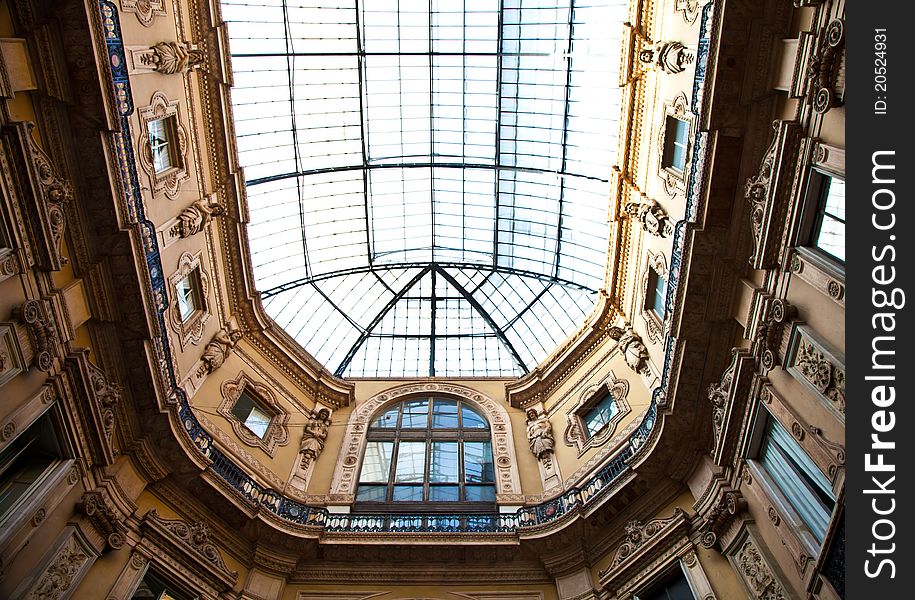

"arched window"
[355,397,495,511]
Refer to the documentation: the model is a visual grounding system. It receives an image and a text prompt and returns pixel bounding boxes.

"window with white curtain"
[756,413,836,544]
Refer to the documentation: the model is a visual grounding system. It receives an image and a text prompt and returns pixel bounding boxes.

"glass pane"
[464,441,494,483]
[360,441,394,482]
[429,485,460,502]
[371,404,401,428]
[231,394,254,422]
[461,405,488,429]
[583,393,617,437]
[392,485,424,501]
[814,216,844,262]
[430,442,459,482]
[401,399,430,428]
[355,484,387,502]
[431,399,459,428]
[394,441,426,482]
[464,485,496,502]
[176,274,198,322]
[245,404,272,438]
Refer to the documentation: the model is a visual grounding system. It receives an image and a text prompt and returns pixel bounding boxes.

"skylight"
[222,0,625,377]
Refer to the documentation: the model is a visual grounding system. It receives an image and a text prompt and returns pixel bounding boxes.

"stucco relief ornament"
[608,326,651,376]
[299,408,331,468]
[639,41,695,75]
[623,199,674,238]
[199,326,242,375]
[140,42,205,75]
[526,409,554,460]
[175,197,224,238]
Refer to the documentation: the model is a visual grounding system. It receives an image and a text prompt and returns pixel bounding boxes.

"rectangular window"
[806,171,845,263]
[147,117,179,174]
[0,413,62,523]
[132,569,198,600]
[663,117,689,172]
[582,393,618,438]
[636,565,695,600]
[175,269,202,323]
[230,391,273,439]
[757,415,835,544]
[646,268,666,318]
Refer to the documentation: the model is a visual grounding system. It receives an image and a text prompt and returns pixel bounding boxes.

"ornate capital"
[76,490,127,551]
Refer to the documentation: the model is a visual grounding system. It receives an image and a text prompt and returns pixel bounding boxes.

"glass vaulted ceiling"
[223,0,625,377]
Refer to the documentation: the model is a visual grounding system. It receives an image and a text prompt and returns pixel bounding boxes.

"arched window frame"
[330,383,522,505]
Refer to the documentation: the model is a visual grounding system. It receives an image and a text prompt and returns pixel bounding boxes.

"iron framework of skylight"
[222,0,625,377]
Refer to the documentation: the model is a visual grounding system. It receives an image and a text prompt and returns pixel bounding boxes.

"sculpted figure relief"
[299,408,331,467]
[200,326,242,375]
[143,41,205,74]
[177,197,224,238]
[609,326,651,375]
[526,409,555,460]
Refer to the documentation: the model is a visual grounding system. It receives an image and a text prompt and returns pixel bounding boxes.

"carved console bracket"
[13,299,59,372]
[747,296,796,372]
[608,326,652,376]
[804,20,845,114]
[745,121,803,270]
[693,483,748,552]
[76,490,127,552]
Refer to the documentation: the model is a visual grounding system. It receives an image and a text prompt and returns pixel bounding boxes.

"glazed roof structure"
[223,0,626,377]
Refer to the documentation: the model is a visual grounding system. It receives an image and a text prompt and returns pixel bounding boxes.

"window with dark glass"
[175,269,202,323]
[804,171,845,263]
[756,414,835,545]
[0,413,62,523]
[581,392,618,438]
[147,117,179,174]
[635,565,696,600]
[646,268,666,318]
[663,117,690,173]
[356,398,494,509]
[131,569,198,600]
[230,391,273,439]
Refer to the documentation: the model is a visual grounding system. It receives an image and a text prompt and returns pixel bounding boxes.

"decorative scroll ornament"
[299,408,331,468]
[752,298,795,371]
[77,490,126,551]
[697,489,746,549]
[639,40,695,75]
[87,361,121,445]
[198,325,243,376]
[736,538,788,600]
[13,299,58,372]
[806,20,845,114]
[174,197,224,238]
[140,41,205,75]
[794,338,845,414]
[526,409,555,460]
[622,198,674,238]
[608,326,651,376]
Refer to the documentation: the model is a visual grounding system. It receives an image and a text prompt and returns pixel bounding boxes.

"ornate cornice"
[140,509,238,591]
